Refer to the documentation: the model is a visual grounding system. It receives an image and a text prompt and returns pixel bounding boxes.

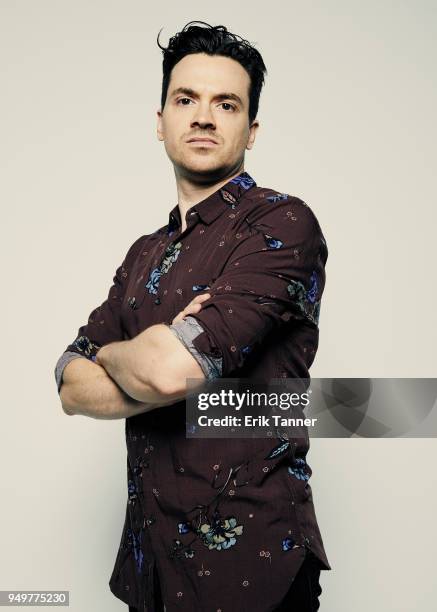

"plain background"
[1,1,436,610]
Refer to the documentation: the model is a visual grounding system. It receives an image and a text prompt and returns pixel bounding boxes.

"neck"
[174,163,245,232]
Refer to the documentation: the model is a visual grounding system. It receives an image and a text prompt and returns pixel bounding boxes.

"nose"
[190,102,216,131]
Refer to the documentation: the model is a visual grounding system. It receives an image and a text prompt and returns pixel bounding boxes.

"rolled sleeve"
[54,351,87,394]
[187,199,328,377]
[168,316,223,380]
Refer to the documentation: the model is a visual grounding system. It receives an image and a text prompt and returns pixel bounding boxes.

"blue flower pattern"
[266,193,289,203]
[145,242,182,294]
[126,527,144,574]
[72,335,101,358]
[128,479,138,505]
[198,514,244,551]
[287,270,321,325]
[192,284,211,292]
[230,172,255,190]
[263,234,283,249]
[306,271,318,304]
[288,458,310,482]
[282,536,300,551]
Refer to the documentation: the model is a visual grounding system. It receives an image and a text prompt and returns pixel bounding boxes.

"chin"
[179,157,226,178]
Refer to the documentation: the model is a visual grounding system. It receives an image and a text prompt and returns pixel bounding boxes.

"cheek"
[162,117,182,146]
[228,128,249,153]
[163,131,182,158]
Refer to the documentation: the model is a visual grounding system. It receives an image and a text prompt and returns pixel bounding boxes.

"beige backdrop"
[1,1,436,610]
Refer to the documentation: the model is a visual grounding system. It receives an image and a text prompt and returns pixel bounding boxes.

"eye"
[220,102,236,112]
[175,98,236,111]
[176,97,193,105]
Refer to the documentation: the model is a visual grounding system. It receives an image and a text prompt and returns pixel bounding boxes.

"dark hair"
[156,21,267,124]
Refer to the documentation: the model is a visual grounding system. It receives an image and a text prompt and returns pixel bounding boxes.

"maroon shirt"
[55,170,331,611]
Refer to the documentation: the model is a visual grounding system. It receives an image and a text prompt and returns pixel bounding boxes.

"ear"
[157,109,164,142]
[246,119,260,150]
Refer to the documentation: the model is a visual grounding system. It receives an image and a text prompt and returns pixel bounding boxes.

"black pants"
[128,549,322,611]
[129,562,164,612]
[273,548,322,611]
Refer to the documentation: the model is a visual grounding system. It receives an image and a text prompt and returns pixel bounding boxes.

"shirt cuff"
[54,351,88,393]
[168,316,223,381]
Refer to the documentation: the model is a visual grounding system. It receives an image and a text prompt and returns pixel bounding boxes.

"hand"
[171,292,211,325]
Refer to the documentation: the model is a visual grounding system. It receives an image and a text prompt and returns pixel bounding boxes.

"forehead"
[168,53,250,103]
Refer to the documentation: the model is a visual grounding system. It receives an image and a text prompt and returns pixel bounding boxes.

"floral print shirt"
[54,171,331,611]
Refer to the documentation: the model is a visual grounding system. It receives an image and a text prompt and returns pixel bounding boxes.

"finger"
[172,304,201,323]
[179,293,210,312]
[190,292,211,305]
[177,303,203,322]
[171,301,205,325]
[171,313,182,325]
[183,302,203,315]
[195,292,211,301]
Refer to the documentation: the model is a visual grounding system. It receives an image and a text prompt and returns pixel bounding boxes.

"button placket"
[130,232,182,309]
[136,212,204,311]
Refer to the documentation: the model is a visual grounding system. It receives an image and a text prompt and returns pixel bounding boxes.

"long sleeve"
[54,234,146,394]
[167,199,327,379]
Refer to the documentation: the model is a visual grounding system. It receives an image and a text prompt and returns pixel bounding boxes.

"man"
[54,21,331,612]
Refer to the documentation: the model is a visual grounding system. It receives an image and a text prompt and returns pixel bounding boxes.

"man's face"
[157,53,259,180]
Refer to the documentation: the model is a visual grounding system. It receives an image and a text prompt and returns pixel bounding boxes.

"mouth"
[187,138,218,146]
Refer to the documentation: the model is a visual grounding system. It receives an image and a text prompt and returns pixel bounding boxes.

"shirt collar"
[167,170,257,233]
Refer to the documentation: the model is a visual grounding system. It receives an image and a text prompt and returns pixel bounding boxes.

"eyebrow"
[169,87,244,107]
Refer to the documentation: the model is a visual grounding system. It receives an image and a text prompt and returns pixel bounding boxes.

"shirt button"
[146,517,156,526]
[154,297,161,305]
